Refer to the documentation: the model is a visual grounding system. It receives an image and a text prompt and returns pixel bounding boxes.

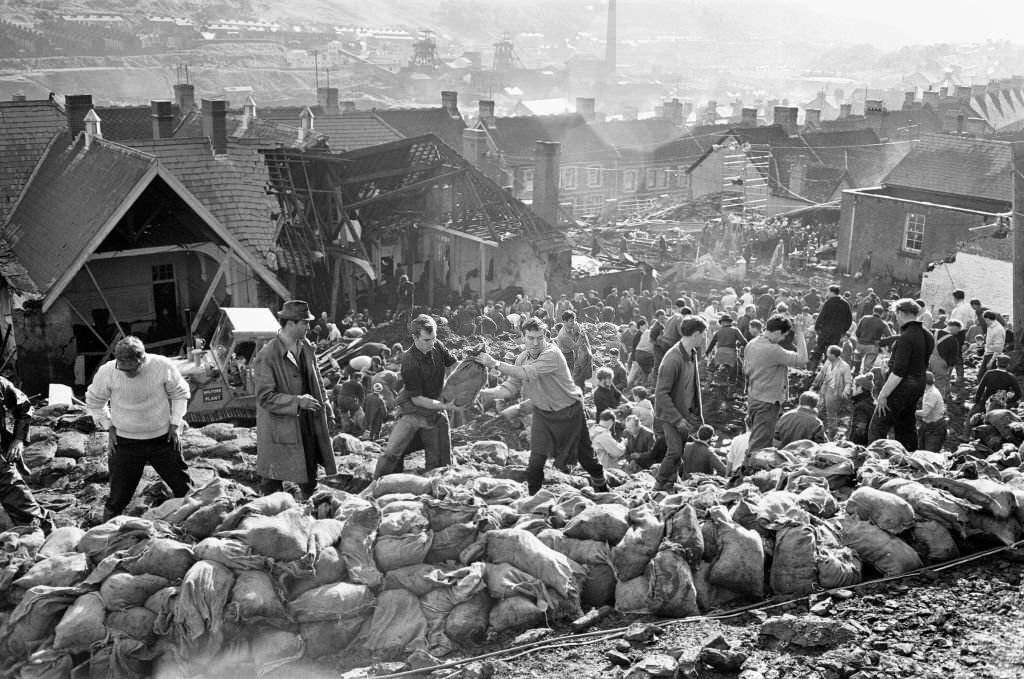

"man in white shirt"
[948,289,974,383]
[590,409,624,469]
[980,310,1006,378]
[915,371,947,452]
[86,336,191,520]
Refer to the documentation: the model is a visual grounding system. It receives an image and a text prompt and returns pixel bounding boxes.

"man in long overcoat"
[253,300,336,497]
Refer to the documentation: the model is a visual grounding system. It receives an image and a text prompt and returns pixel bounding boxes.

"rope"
[371,537,1024,679]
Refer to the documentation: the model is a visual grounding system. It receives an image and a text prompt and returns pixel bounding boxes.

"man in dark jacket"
[0,377,49,530]
[971,353,1022,414]
[869,299,935,450]
[812,284,853,369]
[652,316,707,491]
[930,319,961,398]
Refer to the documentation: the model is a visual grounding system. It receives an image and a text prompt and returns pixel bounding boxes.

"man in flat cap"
[86,335,191,520]
[252,300,336,497]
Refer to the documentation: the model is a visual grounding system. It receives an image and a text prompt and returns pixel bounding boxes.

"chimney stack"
[864,100,884,132]
[532,141,561,227]
[965,116,986,135]
[740,107,757,127]
[201,99,228,155]
[150,99,174,139]
[317,87,339,115]
[243,95,256,122]
[173,83,195,113]
[938,86,949,97]
[681,101,693,123]
[441,91,459,118]
[462,127,488,171]
[575,97,596,122]
[478,99,496,126]
[298,106,314,144]
[340,101,356,114]
[65,94,94,138]
[774,106,798,135]
[83,109,102,148]
[956,114,965,135]
[956,85,972,101]
[662,98,683,126]
[903,91,916,108]
[922,91,939,108]
[839,103,852,119]
[804,108,821,128]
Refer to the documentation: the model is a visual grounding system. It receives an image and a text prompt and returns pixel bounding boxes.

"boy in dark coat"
[363,382,388,440]
[848,373,875,445]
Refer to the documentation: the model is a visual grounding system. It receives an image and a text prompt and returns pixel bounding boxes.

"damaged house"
[261,133,571,316]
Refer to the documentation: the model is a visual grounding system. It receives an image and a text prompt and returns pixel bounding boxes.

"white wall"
[919,252,1012,318]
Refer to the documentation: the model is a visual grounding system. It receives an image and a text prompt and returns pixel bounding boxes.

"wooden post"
[1012,142,1024,369]
[479,242,487,305]
[329,255,341,319]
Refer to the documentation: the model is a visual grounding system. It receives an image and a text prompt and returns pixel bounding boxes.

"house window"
[903,213,925,253]
[677,166,689,188]
[152,264,174,282]
[587,166,602,188]
[561,166,577,190]
[657,169,668,188]
[645,168,656,188]
[622,169,637,192]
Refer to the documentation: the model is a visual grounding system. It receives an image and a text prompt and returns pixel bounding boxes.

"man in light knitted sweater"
[86,336,191,520]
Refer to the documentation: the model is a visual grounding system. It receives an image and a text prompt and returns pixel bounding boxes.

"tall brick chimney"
[956,86,972,101]
[704,100,718,125]
[150,100,174,139]
[939,86,949,97]
[317,87,339,115]
[864,100,884,132]
[201,99,228,155]
[575,97,596,122]
[804,108,821,128]
[462,128,487,170]
[65,94,93,138]
[662,98,683,126]
[774,106,798,135]
[478,99,495,127]
[681,101,693,123]
[173,83,195,113]
[741,107,757,127]
[839,103,852,119]
[441,91,459,119]
[903,91,916,109]
[532,141,561,227]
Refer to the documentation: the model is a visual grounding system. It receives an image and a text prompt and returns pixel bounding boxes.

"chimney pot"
[83,108,102,146]
[65,93,94,138]
[741,107,757,127]
[441,90,459,118]
[150,99,174,139]
[532,140,561,227]
[662,98,683,126]
[575,97,596,122]
[774,106,798,135]
[201,99,228,155]
[173,82,195,113]
[316,87,339,115]
[804,108,821,128]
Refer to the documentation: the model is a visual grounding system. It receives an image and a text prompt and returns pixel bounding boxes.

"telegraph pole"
[1012,142,1024,369]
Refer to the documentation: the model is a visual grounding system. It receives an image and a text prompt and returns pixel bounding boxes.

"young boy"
[680,424,726,480]
[593,366,623,423]
[630,386,654,429]
[363,382,388,441]
[774,391,829,446]
[848,373,875,445]
[590,409,625,469]
[607,348,629,392]
[915,371,947,452]
[813,344,853,439]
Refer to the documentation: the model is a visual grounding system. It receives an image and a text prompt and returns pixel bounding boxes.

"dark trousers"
[917,418,947,452]
[954,330,967,381]
[374,411,451,478]
[810,331,843,367]
[0,457,47,526]
[654,422,689,486]
[260,477,316,497]
[868,377,925,452]
[526,402,605,495]
[106,435,191,518]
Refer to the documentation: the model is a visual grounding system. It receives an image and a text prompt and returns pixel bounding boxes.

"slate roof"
[257,107,402,151]
[124,136,279,259]
[801,165,848,204]
[94,104,183,141]
[0,132,156,296]
[0,99,67,224]
[802,129,901,187]
[172,109,326,149]
[882,133,1012,204]
[374,107,466,152]
[486,113,616,162]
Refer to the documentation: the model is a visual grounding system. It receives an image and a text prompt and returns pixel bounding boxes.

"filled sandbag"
[53,592,106,651]
[428,522,477,563]
[383,564,448,597]
[193,537,268,571]
[488,596,546,634]
[610,505,664,581]
[706,507,764,599]
[661,503,703,565]
[919,476,1015,520]
[472,477,526,505]
[374,529,433,572]
[287,582,374,623]
[106,606,157,642]
[913,520,960,563]
[301,616,365,659]
[486,529,583,599]
[125,538,196,581]
[101,572,172,610]
[796,484,839,519]
[14,552,89,589]
[614,576,651,614]
[537,529,611,566]
[287,546,348,598]
[183,498,233,540]
[445,591,492,645]
[338,502,383,588]
[145,586,178,637]
[363,588,428,654]
[1,585,79,658]
[217,492,297,531]
[378,501,429,536]
[563,504,629,544]
[580,563,617,608]
[39,527,85,557]
[441,351,489,408]
[841,517,922,576]
[77,516,158,562]
[770,523,818,596]
[423,495,484,532]
[371,474,437,498]
[227,570,286,622]
[484,562,547,602]
[250,629,305,677]
[846,487,916,533]
[694,562,741,612]
[881,479,975,534]
[967,512,1021,546]
[173,560,235,657]
[647,549,699,617]
[225,507,312,562]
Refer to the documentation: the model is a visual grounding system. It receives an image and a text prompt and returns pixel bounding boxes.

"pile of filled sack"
[2,434,1024,678]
